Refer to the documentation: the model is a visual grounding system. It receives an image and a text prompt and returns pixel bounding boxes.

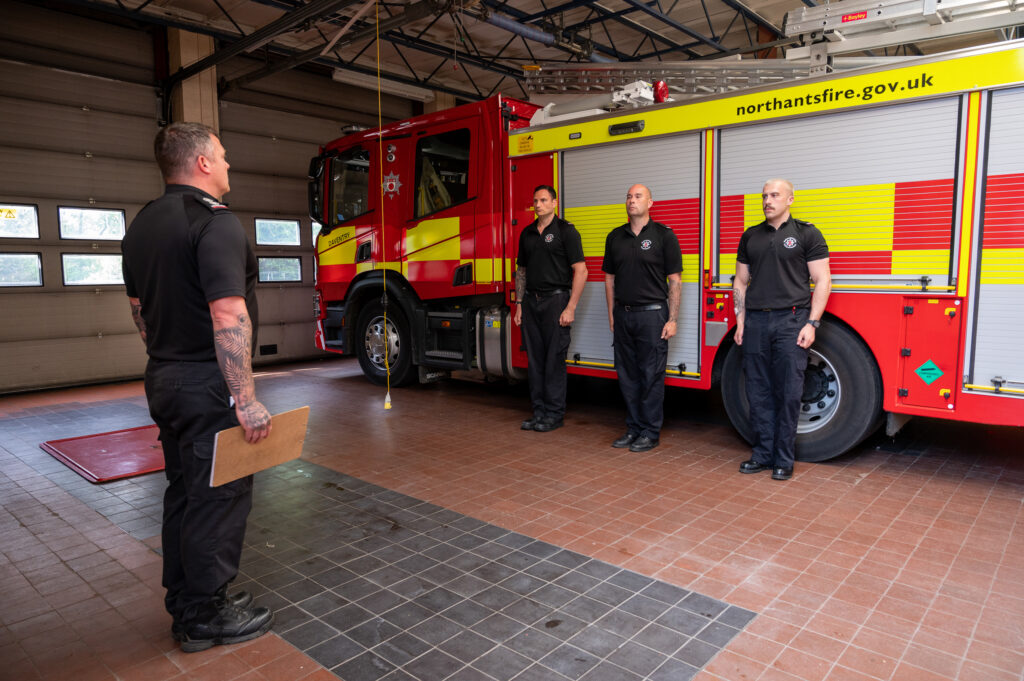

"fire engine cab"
[309,39,1024,462]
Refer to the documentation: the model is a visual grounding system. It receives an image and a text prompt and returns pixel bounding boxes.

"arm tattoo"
[733,288,745,322]
[214,313,257,407]
[515,266,527,303]
[667,279,682,323]
[130,301,146,341]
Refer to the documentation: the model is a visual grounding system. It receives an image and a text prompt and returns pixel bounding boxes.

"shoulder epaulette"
[194,194,230,213]
[793,218,816,229]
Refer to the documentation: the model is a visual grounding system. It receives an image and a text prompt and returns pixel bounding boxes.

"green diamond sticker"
[914,360,943,385]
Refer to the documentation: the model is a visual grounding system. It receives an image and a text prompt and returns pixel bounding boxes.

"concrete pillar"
[167,28,219,130]
[424,91,456,114]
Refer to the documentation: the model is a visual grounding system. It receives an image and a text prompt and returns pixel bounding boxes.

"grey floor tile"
[471,646,533,681]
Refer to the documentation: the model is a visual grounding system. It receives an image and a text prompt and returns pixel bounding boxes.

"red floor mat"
[40,425,164,483]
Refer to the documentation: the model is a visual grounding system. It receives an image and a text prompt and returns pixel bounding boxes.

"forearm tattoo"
[667,279,681,323]
[214,313,256,405]
[733,288,745,321]
[130,301,146,341]
[515,266,526,303]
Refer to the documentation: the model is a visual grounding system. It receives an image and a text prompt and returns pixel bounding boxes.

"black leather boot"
[180,596,273,652]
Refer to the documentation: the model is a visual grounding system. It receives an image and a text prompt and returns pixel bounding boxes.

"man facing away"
[733,178,831,480]
[602,184,682,453]
[514,184,587,432]
[121,122,274,652]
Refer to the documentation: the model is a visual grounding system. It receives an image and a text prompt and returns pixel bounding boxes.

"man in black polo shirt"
[514,185,587,432]
[602,184,683,452]
[122,122,274,651]
[734,178,831,480]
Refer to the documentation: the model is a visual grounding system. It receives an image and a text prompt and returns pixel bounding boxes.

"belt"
[751,306,808,312]
[617,303,662,311]
[527,289,569,299]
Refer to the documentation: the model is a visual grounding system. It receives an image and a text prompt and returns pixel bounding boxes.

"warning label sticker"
[914,360,944,385]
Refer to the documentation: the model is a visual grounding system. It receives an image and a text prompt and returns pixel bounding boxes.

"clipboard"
[210,406,310,487]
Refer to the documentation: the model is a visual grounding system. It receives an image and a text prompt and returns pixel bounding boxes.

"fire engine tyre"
[720,321,883,463]
[355,302,415,387]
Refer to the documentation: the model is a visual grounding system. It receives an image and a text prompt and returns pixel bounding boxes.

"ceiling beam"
[619,0,728,53]
[220,0,449,91]
[166,0,363,87]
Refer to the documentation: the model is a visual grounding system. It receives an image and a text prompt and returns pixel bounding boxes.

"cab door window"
[330,147,371,225]
[414,128,471,218]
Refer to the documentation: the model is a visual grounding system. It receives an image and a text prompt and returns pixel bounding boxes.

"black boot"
[180,596,273,652]
[172,590,254,642]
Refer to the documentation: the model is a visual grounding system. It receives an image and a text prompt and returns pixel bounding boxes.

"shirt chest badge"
[544,233,554,243]
[640,239,652,250]
[783,236,798,249]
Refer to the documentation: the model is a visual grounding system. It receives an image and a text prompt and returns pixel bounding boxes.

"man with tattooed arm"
[121,122,274,652]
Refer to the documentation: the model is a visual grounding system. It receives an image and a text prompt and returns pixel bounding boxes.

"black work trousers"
[144,358,254,623]
[741,308,809,469]
[613,304,669,440]
[522,290,572,421]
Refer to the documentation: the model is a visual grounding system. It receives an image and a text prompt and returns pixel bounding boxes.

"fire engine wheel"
[720,320,883,463]
[355,302,415,387]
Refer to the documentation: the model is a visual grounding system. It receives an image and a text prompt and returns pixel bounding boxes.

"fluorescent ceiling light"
[332,68,435,102]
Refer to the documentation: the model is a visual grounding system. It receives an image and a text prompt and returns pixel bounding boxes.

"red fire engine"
[309,40,1024,461]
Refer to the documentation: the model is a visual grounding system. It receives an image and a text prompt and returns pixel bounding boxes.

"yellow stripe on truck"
[405,217,460,259]
[564,204,620,257]
[979,249,1024,284]
[891,250,950,275]
[744,184,897,252]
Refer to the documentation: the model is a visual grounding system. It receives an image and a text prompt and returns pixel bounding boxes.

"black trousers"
[522,290,572,421]
[613,304,669,439]
[144,359,254,623]
[741,308,809,469]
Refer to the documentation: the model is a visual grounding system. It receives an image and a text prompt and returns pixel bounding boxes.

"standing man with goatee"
[122,122,274,651]
[514,184,587,432]
[602,184,682,453]
[734,179,831,480]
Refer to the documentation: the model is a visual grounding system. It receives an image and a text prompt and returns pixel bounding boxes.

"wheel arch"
[718,310,885,462]
[342,272,422,359]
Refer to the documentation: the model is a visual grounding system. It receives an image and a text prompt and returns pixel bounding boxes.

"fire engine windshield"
[415,128,470,218]
[330,147,370,225]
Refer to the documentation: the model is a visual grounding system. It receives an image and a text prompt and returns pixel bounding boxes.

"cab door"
[404,116,481,300]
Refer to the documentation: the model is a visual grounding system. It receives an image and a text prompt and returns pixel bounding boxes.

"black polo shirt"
[516,215,585,294]
[601,220,683,305]
[122,184,258,361]
[737,216,829,310]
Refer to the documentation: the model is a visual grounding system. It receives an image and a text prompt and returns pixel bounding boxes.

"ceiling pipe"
[478,10,615,62]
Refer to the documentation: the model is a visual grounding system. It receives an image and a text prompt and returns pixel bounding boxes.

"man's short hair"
[763,178,794,196]
[154,122,218,180]
[533,184,557,200]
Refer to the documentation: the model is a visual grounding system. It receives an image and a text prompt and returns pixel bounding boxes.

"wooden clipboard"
[210,406,310,487]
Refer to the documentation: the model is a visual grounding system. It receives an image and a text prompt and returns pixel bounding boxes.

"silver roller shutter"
[561,134,702,374]
[969,87,1024,391]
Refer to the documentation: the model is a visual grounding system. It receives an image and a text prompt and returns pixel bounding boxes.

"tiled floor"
[1,358,1023,681]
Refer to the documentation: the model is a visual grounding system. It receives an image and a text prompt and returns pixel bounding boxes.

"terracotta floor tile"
[787,629,846,663]
[703,648,767,681]
[823,666,880,681]
[769,646,832,681]
[956,660,1022,681]
[889,661,956,681]
[837,644,899,680]
[254,650,324,681]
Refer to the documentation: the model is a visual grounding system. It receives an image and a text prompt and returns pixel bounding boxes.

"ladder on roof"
[523,0,1021,96]
[523,60,828,98]
[785,0,1023,59]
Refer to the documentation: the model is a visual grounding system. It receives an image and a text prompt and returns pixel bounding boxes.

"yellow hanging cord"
[374,0,392,410]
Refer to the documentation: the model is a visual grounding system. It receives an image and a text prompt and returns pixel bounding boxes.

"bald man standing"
[733,179,831,480]
[602,184,683,452]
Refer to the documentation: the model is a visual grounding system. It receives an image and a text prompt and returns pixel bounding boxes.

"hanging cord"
[375,0,392,410]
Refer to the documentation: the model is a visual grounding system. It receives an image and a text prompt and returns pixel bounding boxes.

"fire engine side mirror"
[308,156,326,225]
